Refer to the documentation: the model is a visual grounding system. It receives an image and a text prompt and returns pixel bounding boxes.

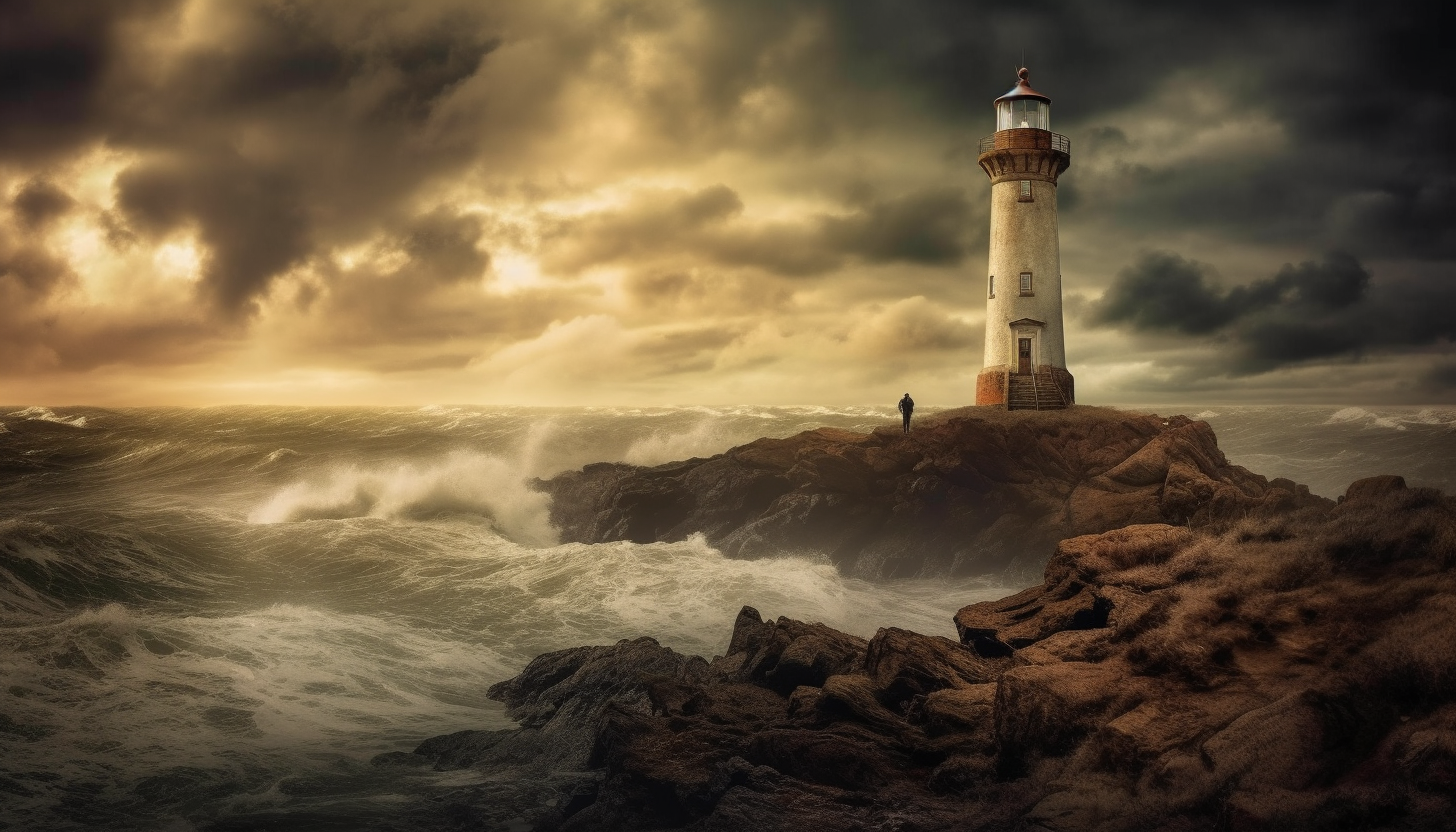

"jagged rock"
[864,627,1008,708]
[537,408,1328,578]
[392,636,719,774]
[954,525,1192,655]
[817,674,910,736]
[711,605,868,692]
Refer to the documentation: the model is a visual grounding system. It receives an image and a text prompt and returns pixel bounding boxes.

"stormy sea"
[2,403,1453,831]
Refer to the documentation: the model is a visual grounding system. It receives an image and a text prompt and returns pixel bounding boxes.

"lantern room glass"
[996,98,1048,131]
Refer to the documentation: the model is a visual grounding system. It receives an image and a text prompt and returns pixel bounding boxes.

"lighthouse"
[974,68,1074,410]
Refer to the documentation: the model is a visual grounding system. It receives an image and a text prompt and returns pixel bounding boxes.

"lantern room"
[994,68,1051,131]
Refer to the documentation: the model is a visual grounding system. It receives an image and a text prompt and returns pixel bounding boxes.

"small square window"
[1019,272,1033,296]
[988,275,995,298]
[1018,180,1033,202]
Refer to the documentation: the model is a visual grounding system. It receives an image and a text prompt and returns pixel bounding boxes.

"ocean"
[1,403,1453,830]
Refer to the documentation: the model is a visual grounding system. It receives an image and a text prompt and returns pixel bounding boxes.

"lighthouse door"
[1017,338,1032,375]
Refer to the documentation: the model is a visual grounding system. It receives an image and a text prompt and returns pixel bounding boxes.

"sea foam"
[248,451,557,546]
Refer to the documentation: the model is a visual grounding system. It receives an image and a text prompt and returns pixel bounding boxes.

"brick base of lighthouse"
[976,368,1008,406]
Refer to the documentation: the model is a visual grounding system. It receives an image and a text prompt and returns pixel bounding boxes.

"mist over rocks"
[395,474,1456,831]
[536,406,1328,579]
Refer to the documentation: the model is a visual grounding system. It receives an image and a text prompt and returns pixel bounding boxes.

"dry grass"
[1352,594,1456,712]
[1105,486,1456,700]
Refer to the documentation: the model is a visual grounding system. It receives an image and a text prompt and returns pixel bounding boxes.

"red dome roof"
[994,68,1051,104]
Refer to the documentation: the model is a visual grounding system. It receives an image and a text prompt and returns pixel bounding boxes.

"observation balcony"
[978,129,1071,155]
[976,128,1072,185]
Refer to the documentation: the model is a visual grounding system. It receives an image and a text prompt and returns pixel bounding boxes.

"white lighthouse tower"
[974,68,1074,409]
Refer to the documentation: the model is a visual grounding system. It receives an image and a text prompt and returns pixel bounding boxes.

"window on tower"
[989,275,995,298]
[1019,272,1033,296]
[1019,180,1033,202]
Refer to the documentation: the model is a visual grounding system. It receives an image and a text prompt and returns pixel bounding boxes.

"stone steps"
[1007,374,1068,411]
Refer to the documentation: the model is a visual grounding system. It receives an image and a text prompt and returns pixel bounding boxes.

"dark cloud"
[751,0,1456,261]
[624,271,793,316]
[1090,251,1371,336]
[172,4,498,124]
[64,1,546,319]
[12,178,76,229]
[279,207,569,368]
[116,153,312,315]
[1087,252,1237,335]
[0,236,74,302]
[826,188,970,265]
[401,208,488,284]
[1089,250,1456,374]
[1424,362,1456,390]
[0,0,181,161]
[544,184,970,278]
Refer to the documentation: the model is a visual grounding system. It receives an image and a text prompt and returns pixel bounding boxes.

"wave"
[0,599,515,825]
[260,447,303,466]
[1408,408,1456,429]
[0,517,233,616]
[1325,406,1404,430]
[5,406,89,428]
[247,451,558,546]
[622,419,739,466]
[1323,406,1456,432]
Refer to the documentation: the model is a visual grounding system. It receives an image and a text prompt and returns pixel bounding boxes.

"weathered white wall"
[983,176,1066,371]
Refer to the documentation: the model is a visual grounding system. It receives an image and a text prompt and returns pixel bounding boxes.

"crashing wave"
[247,451,558,546]
[6,406,88,428]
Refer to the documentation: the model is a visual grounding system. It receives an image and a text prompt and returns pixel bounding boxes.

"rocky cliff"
[537,406,1326,578]
[385,474,1456,831]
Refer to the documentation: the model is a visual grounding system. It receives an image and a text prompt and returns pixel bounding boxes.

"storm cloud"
[1089,250,1456,376]
[0,0,1449,404]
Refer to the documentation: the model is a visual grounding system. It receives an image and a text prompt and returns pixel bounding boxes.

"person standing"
[898,393,915,434]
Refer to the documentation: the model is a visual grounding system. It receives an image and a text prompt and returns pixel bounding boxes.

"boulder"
[1200,692,1329,791]
[922,683,997,742]
[1343,474,1407,503]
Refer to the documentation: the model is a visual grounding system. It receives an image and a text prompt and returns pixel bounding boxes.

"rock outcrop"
[390,474,1456,831]
[537,406,1326,578]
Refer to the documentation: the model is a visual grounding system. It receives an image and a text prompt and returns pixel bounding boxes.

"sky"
[1,0,1452,407]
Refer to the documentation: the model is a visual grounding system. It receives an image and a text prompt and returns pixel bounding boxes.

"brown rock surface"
[537,407,1326,578]
[387,415,1455,831]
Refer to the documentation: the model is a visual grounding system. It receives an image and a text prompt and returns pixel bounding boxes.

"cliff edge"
[537,406,1327,578]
